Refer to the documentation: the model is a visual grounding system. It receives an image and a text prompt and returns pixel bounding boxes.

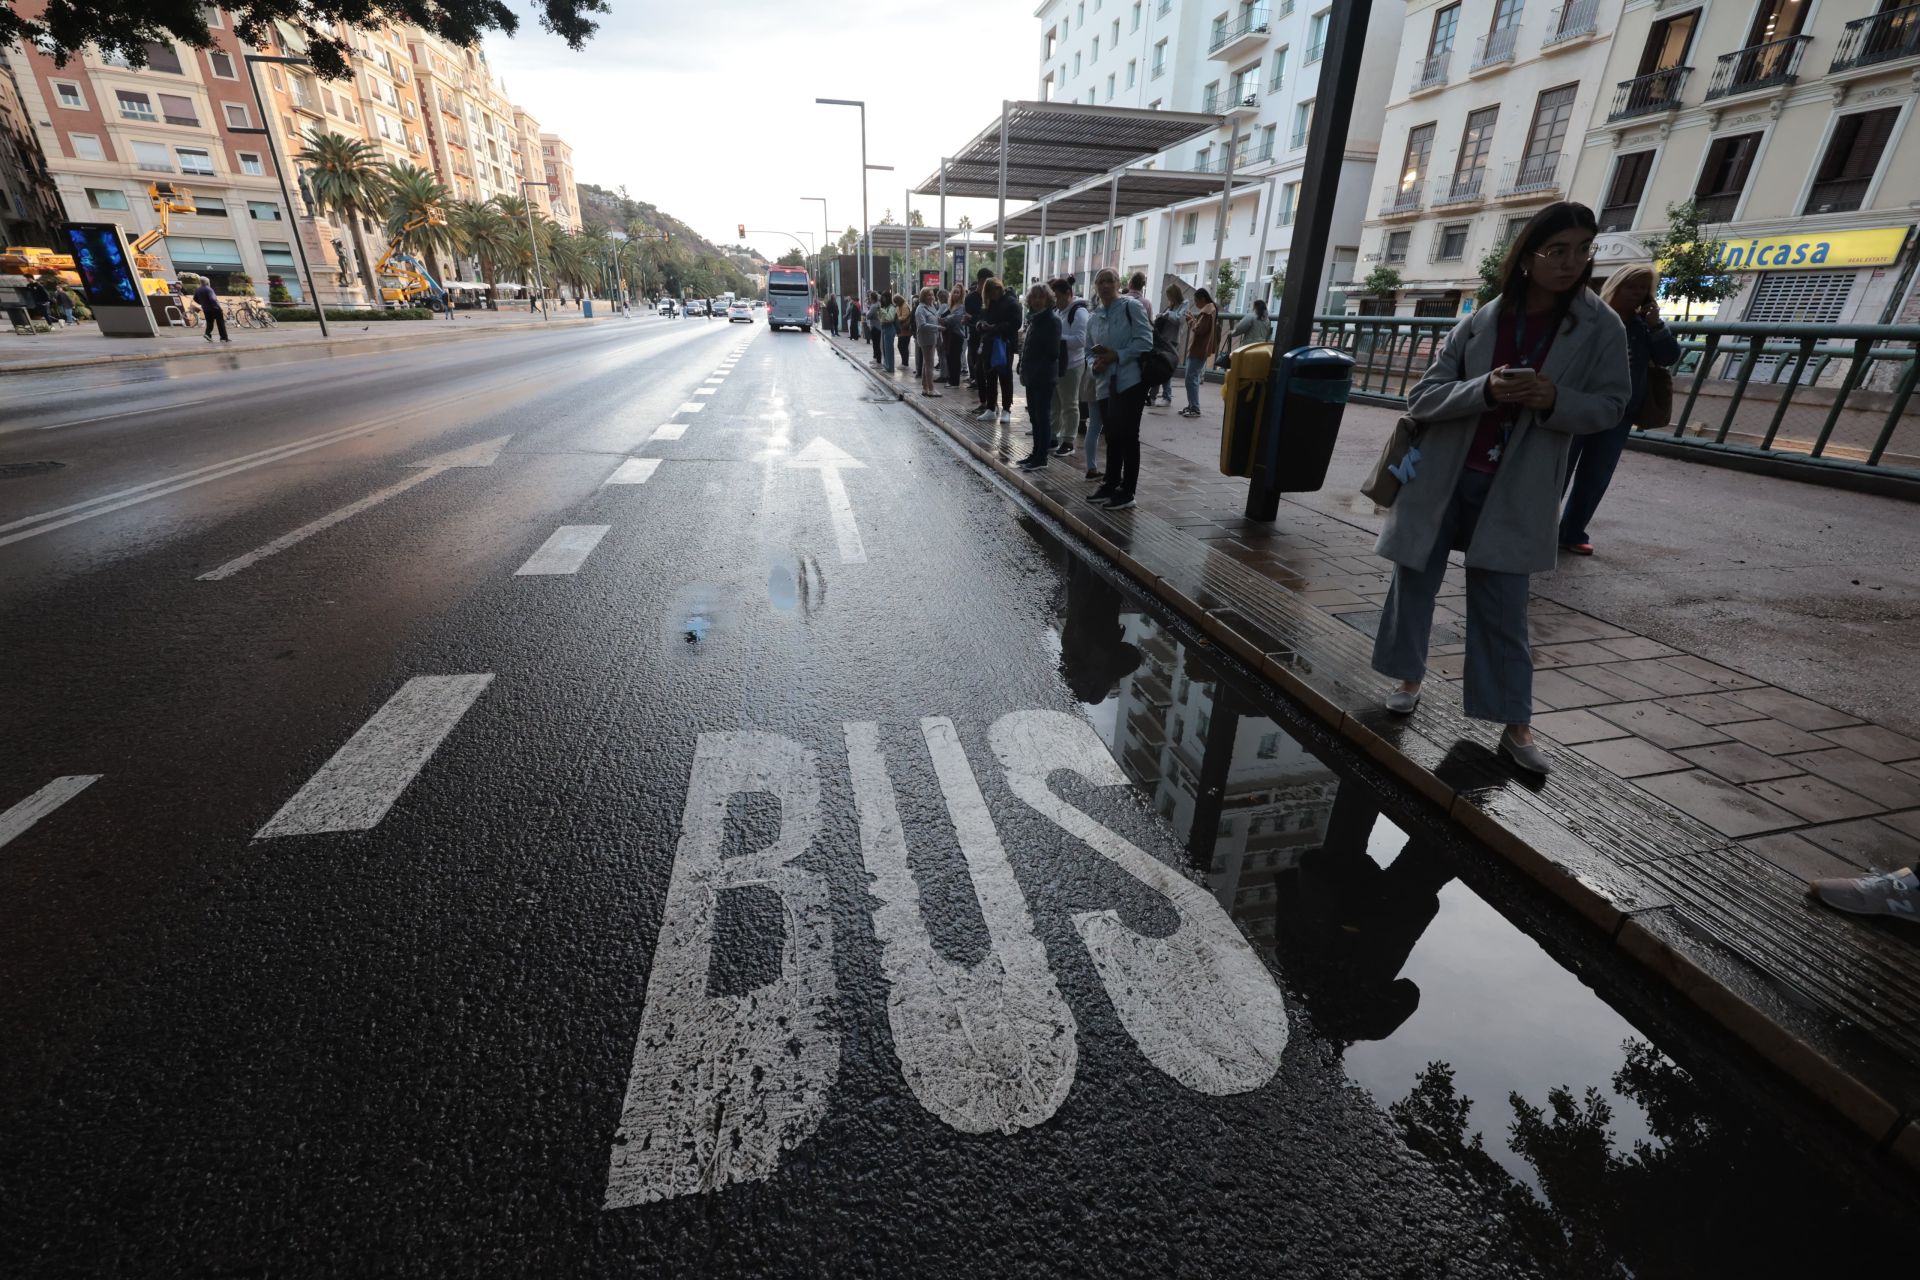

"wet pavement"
[0,321,1910,1275]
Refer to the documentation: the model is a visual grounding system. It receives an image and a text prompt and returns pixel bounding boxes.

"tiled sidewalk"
[827,332,1920,1175]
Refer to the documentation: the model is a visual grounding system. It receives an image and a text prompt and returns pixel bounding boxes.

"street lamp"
[235,54,329,336]
[520,179,551,320]
[814,99,870,302]
[801,196,828,284]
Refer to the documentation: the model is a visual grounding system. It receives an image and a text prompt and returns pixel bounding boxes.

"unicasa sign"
[1679,226,1913,272]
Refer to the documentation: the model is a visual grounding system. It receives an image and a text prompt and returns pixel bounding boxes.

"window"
[1400,122,1436,192]
[1153,39,1167,76]
[142,42,185,74]
[1196,145,1213,171]
[1260,123,1276,160]
[1502,214,1533,244]
[1074,52,1082,75]
[1093,36,1100,60]
[1518,83,1577,184]
[193,197,228,216]
[261,244,303,301]
[1074,232,1088,261]
[1134,217,1147,248]
[1045,25,1058,57]
[1436,223,1469,259]
[1806,107,1898,214]
[1257,732,1281,759]
[1127,58,1137,87]
[70,132,106,161]
[1203,78,1220,111]
[53,81,84,109]
[157,93,197,126]
[1693,132,1760,222]
[1182,211,1199,244]
[176,146,214,175]
[1306,10,1328,62]
[132,140,172,171]
[1212,13,1228,47]
[1132,1,1141,32]
[1600,150,1655,230]
[1268,45,1287,93]
[116,90,156,121]
[224,102,250,129]
[1637,9,1697,76]
[1043,71,1057,100]
[1278,180,1299,226]
[1452,104,1497,198]
[1077,1,1084,20]
[1102,72,1113,100]
[1428,3,1461,56]
[1091,228,1106,259]
[1292,100,1313,147]
[1385,230,1410,263]
[85,188,129,210]
[1489,0,1522,30]
[202,4,222,26]
[239,152,264,176]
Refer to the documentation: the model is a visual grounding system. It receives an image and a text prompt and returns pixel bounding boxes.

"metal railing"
[1706,34,1811,99]
[1305,313,1920,477]
[1227,92,1260,113]
[1473,25,1521,69]
[1378,181,1423,216]
[1208,6,1270,54]
[1831,3,1920,72]
[1805,176,1871,215]
[1542,0,1600,48]
[1305,39,1325,63]
[1497,153,1562,198]
[1411,48,1452,92]
[1693,192,1738,223]
[1598,200,1639,231]
[1290,126,1309,148]
[1152,62,1167,79]
[1609,66,1690,120]
[1202,88,1221,113]
[1432,169,1487,206]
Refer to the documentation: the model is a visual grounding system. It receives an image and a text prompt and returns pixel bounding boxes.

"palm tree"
[381,162,455,285]
[297,132,389,303]
[544,230,592,298]
[447,199,512,301]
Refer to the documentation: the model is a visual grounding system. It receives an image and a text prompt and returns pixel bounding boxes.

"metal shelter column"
[1250,176,1277,308]
[1106,173,1121,270]
[1038,201,1048,283]
[1209,126,1240,292]
[995,100,1009,279]
[938,159,948,289]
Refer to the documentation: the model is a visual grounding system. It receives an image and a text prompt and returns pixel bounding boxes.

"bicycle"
[230,297,277,328]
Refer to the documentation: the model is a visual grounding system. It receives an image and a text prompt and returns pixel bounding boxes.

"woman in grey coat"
[1371,202,1630,777]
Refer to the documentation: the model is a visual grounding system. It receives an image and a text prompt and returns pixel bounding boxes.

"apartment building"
[1031,0,1401,310]
[513,107,554,219]
[1352,0,1624,316]
[0,47,62,244]
[1571,0,1920,326]
[540,133,580,230]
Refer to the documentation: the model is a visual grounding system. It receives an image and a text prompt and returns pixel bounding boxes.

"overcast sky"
[484,0,1039,261]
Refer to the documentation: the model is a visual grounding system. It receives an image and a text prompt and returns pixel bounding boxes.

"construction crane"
[131,181,196,296]
[375,211,448,310]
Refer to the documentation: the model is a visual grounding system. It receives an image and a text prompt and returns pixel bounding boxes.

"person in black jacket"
[1016,284,1063,469]
[964,268,991,408]
[972,277,1022,425]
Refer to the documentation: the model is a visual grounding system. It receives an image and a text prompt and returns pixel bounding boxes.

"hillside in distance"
[576,182,725,259]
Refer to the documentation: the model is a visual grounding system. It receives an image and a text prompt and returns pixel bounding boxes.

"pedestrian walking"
[45,277,75,326]
[868,291,886,366]
[965,268,991,408]
[847,295,861,340]
[1157,284,1187,407]
[914,288,944,397]
[1050,277,1089,459]
[1370,201,1629,778]
[1016,283,1064,469]
[194,277,230,343]
[973,277,1021,425]
[895,293,913,374]
[941,286,968,388]
[1180,287,1217,418]
[1558,264,1678,557]
[878,293,899,373]
[1086,267,1154,510]
[1126,272,1155,323]
[1228,297,1272,350]
[824,294,840,335]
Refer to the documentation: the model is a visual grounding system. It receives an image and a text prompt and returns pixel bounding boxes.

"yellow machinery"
[131,180,197,296]
[375,212,448,309]
[0,245,81,287]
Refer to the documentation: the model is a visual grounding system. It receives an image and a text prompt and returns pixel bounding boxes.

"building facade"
[1030,0,1402,312]
[540,133,579,230]
[0,46,62,244]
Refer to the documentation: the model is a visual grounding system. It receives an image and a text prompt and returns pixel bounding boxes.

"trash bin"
[582,298,594,318]
[1270,345,1354,492]
[1219,341,1274,477]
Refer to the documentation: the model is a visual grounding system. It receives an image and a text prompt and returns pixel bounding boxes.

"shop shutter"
[1736,270,1855,381]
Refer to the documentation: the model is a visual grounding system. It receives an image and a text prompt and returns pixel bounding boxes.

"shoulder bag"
[1360,413,1424,508]
[1635,365,1673,430]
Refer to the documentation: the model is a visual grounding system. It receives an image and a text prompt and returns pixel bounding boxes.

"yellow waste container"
[1219,341,1274,477]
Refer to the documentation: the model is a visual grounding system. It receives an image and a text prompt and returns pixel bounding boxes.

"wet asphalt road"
[0,315,1815,1275]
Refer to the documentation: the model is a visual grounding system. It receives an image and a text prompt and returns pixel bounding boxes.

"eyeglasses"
[1533,242,1597,264]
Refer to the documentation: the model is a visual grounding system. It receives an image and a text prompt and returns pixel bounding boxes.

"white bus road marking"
[0,775,102,850]
[197,436,511,581]
[675,402,706,414]
[647,423,686,442]
[845,720,1076,1135]
[603,458,662,485]
[788,437,866,564]
[605,731,836,1208]
[255,675,492,839]
[514,524,609,576]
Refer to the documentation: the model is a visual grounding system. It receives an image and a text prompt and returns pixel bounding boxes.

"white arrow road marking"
[0,775,101,850]
[255,675,492,838]
[514,525,609,576]
[603,458,662,486]
[197,435,511,580]
[647,423,686,442]
[989,709,1288,1095]
[845,720,1076,1135]
[605,731,836,1208]
[788,437,867,564]
[676,401,705,414]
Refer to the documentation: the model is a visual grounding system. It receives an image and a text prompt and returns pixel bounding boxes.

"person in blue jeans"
[878,293,898,372]
[1180,287,1217,418]
[1558,264,1678,556]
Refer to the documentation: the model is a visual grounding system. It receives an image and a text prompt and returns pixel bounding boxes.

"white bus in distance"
[766,267,814,333]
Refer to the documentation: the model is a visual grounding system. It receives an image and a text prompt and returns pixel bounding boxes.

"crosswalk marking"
[647,423,686,442]
[255,675,492,839]
[514,525,610,576]
[675,402,706,414]
[603,458,662,485]
[0,775,101,850]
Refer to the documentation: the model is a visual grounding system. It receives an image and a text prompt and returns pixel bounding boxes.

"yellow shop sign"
[1704,226,1911,271]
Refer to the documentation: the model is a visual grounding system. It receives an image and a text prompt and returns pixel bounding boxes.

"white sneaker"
[975,409,996,421]
[998,411,1011,424]
[1810,867,1920,924]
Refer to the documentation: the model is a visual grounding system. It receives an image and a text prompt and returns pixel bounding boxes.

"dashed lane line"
[513,524,610,576]
[603,458,662,485]
[0,775,101,850]
[647,424,687,442]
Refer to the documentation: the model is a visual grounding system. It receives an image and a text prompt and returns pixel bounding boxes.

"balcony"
[1410,48,1451,94]
[1597,200,1640,232]
[1378,181,1424,218]
[1705,34,1810,100]
[1224,92,1260,119]
[1152,62,1167,80]
[1472,25,1520,72]
[163,113,198,127]
[1289,126,1308,149]
[1209,7,1271,61]
[1431,169,1487,207]
[1541,0,1600,50]
[1804,177,1871,216]
[1608,66,1690,121]
[1692,192,1738,223]
[1305,39,1325,64]
[1830,4,1920,74]
[1496,153,1562,199]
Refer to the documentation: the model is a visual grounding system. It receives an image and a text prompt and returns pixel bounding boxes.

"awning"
[978,167,1261,239]
[440,280,493,289]
[861,225,999,252]
[914,100,1223,200]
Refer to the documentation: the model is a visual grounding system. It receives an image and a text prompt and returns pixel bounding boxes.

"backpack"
[1142,310,1181,385]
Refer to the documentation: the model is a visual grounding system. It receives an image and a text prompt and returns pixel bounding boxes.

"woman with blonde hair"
[913,287,944,396]
[1558,263,1679,556]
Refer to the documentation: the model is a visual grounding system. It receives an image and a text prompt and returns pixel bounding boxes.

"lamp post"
[236,53,329,335]
[520,179,551,320]
[815,99,870,302]
[802,196,828,285]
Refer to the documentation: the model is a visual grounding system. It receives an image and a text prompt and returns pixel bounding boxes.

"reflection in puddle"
[1047,549,1889,1271]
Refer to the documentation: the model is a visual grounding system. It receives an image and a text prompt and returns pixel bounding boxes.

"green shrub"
[268,306,434,321]
[228,271,256,296]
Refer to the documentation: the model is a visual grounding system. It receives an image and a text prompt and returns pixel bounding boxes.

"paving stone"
[1744,774,1883,825]
[1724,687,1864,732]
[1530,708,1631,745]
[1531,669,1618,709]
[1531,641,1622,667]
[1898,761,1920,781]
[1657,654,1767,690]
[1654,693,1772,726]
[1596,660,1724,697]
[1636,770,1802,838]
[1429,652,1467,680]
[1721,717,1835,756]
[1591,702,1731,750]
[1815,725,1920,764]
[1562,663,1664,703]
[1299,588,1367,607]
[1881,810,1920,839]
[1783,748,1920,811]
[1592,635,1682,660]
[1530,614,1631,645]
[1797,819,1920,874]
[1673,741,1804,784]
[1743,831,1871,882]
[1572,736,1692,778]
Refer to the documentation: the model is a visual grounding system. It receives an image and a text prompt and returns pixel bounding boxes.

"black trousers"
[899,325,912,369]
[1099,381,1148,496]
[985,361,1013,411]
[1025,379,1056,459]
[943,332,964,385]
[204,307,228,341]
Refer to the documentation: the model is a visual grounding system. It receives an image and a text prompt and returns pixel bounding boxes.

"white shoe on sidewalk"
[998,411,1011,424]
[1810,867,1920,924]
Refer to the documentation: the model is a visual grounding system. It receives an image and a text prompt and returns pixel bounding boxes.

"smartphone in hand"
[1498,365,1536,382]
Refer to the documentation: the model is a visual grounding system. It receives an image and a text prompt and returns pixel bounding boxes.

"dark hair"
[1128,272,1147,290]
[976,266,994,281]
[1193,287,1214,307]
[1496,201,1598,319]
[1252,298,1268,319]
[1048,276,1071,293]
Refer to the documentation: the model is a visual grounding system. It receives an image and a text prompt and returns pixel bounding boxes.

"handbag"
[1360,413,1424,508]
[990,336,1010,370]
[1214,334,1233,371]
[1635,365,1673,430]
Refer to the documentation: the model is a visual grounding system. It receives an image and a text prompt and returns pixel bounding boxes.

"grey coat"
[1375,290,1630,575]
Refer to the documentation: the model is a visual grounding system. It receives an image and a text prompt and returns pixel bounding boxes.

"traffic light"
[738,223,746,239]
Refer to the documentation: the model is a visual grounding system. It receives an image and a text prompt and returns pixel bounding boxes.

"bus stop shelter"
[859,225,999,294]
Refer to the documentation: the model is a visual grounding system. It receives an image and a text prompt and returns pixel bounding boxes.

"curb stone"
[819,333,1920,1181]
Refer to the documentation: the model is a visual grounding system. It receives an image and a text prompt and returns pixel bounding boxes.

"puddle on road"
[1039,534,1894,1272]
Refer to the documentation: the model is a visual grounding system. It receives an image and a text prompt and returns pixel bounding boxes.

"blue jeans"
[1084,392,1104,469]
[1558,418,1631,547]
[880,322,897,371]
[1025,380,1055,459]
[1183,356,1206,411]
[1371,470,1534,725]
